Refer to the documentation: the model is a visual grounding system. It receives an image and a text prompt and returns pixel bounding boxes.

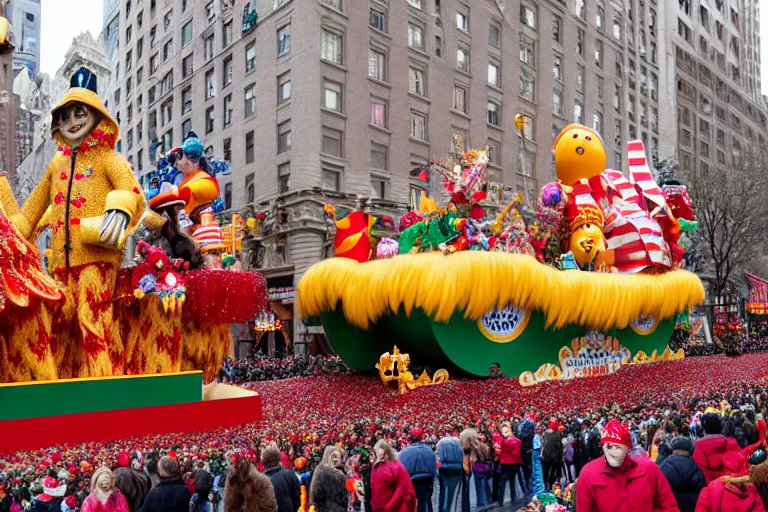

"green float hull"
[320,307,674,377]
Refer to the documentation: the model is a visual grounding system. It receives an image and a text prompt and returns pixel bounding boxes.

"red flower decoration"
[133,187,141,194]
[59,172,68,181]
[54,193,64,205]
[75,173,85,181]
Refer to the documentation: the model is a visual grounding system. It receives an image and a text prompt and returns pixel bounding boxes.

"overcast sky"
[37,0,768,94]
[40,0,104,77]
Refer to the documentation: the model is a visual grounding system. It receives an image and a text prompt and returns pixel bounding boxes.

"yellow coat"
[12,87,145,273]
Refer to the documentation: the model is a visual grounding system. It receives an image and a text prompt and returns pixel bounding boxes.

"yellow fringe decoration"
[296,252,705,331]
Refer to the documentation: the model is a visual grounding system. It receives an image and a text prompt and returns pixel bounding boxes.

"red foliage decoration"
[181,270,269,324]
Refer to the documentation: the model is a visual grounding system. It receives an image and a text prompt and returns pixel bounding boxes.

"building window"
[324,80,342,111]
[595,40,603,68]
[126,25,133,44]
[489,22,500,47]
[245,173,255,203]
[126,50,132,71]
[162,98,173,125]
[595,6,604,31]
[223,94,232,126]
[322,168,341,191]
[182,20,192,47]
[553,89,564,116]
[223,56,232,87]
[137,37,144,58]
[484,62,499,87]
[573,0,585,19]
[368,49,386,80]
[322,126,343,157]
[371,142,388,170]
[519,71,535,102]
[278,73,291,103]
[278,120,292,153]
[204,34,214,61]
[453,85,466,113]
[204,69,215,99]
[519,34,535,68]
[224,183,232,210]
[553,55,562,82]
[163,39,173,61]
[552,15,561,43]
[161,71,173,95]
[163,129,173,153]
[223,20,233,47]
[487,102,499,125]
[372,102,387,127]
[126,104,133,123]
[244,84,256,117]
[278,163,290,193]
[181,119,192,138]
[245,131,254,164]
[370,8,386,31]
[409,67,425,95]
[612,16,622,40]
[573,101,583,124]
[597,76,604,104]
[278,25,291,56]
[434,36,441,57]
[576,28,584,56]
[150,54,158,73]
[410,111,426,140]
[182,54,193,78]
[182,87,192,113]
[408,24,424,51]
[576,64,585,91]
[149,86,156,104]
[456,9,468,32]
[520,4,536,29]
[407,0,421,8]
[457,47,469,72]
[321,30,343,64]
[205,106,215,133]
[245,42,256,73]
[371,178,386,199]
[126,77,133,97]
[126,0,131,15]
[593,111,603,134]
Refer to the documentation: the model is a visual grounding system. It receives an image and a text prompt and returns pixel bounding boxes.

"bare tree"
[690,143,768,299]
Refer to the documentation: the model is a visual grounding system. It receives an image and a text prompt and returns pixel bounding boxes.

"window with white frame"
[519,34,535,68]
[245,42,255,72]
[182,87,192,113]
[453,85,467,112]
[520,4,536,29]
[278,25,290,56]
[244,84,256,117]
[368,49,386,80]
[206,106,215,133]
[408,24,424,51]
[409,67,425,95]
[204,33,214,60]
[223,94,232,126]
[553,89,564,116]
[612,16,622,40]
[322,167,341,191]
[489,22,500,47]
[370,7,385,31]
[596,6,604,30]
[574,101,584,124]
[278,163,291,193]
[206,69,216,98]
[182,20,192,47]
[411,111,426,140]
[553,55,562,81]
[456,8,469,31]
[488,62,500,86]
[321,29,343,64]
[223,56,233,87]
[573,0,585,19]
[407,0,421,9]
[324,80,342,111]
[519,71,535,102]
[371,178,387,199]
[487,101,499,125]
[457,47,469,72]
[278,73,291,103]
[593,111,603,133]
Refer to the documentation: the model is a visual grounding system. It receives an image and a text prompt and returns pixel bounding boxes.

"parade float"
[297,124,705,385]
[0,68,264,454]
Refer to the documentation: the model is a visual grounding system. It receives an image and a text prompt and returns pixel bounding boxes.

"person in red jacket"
[576,419,678,512]
[371,440,417,512]
[492,421,522,505]
[695,449,766,512]
[693,413,742,484]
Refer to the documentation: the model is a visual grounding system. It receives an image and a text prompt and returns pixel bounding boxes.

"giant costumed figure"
[9,67,145,378]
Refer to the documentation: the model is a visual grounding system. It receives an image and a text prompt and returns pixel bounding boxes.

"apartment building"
[6,0,41,78]
[106,0,661,351]
[658,0,768,172]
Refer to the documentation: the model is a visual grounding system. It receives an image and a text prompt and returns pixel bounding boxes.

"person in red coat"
[371,440,417,512]
[692,413,742,484]
[576,419,678,512]
[694,450,766,512]
[492,421,523,504]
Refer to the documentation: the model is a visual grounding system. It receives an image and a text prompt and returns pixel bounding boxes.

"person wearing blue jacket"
[399,427,437,512]
[436,426,464,512]
[528,432,545,499]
